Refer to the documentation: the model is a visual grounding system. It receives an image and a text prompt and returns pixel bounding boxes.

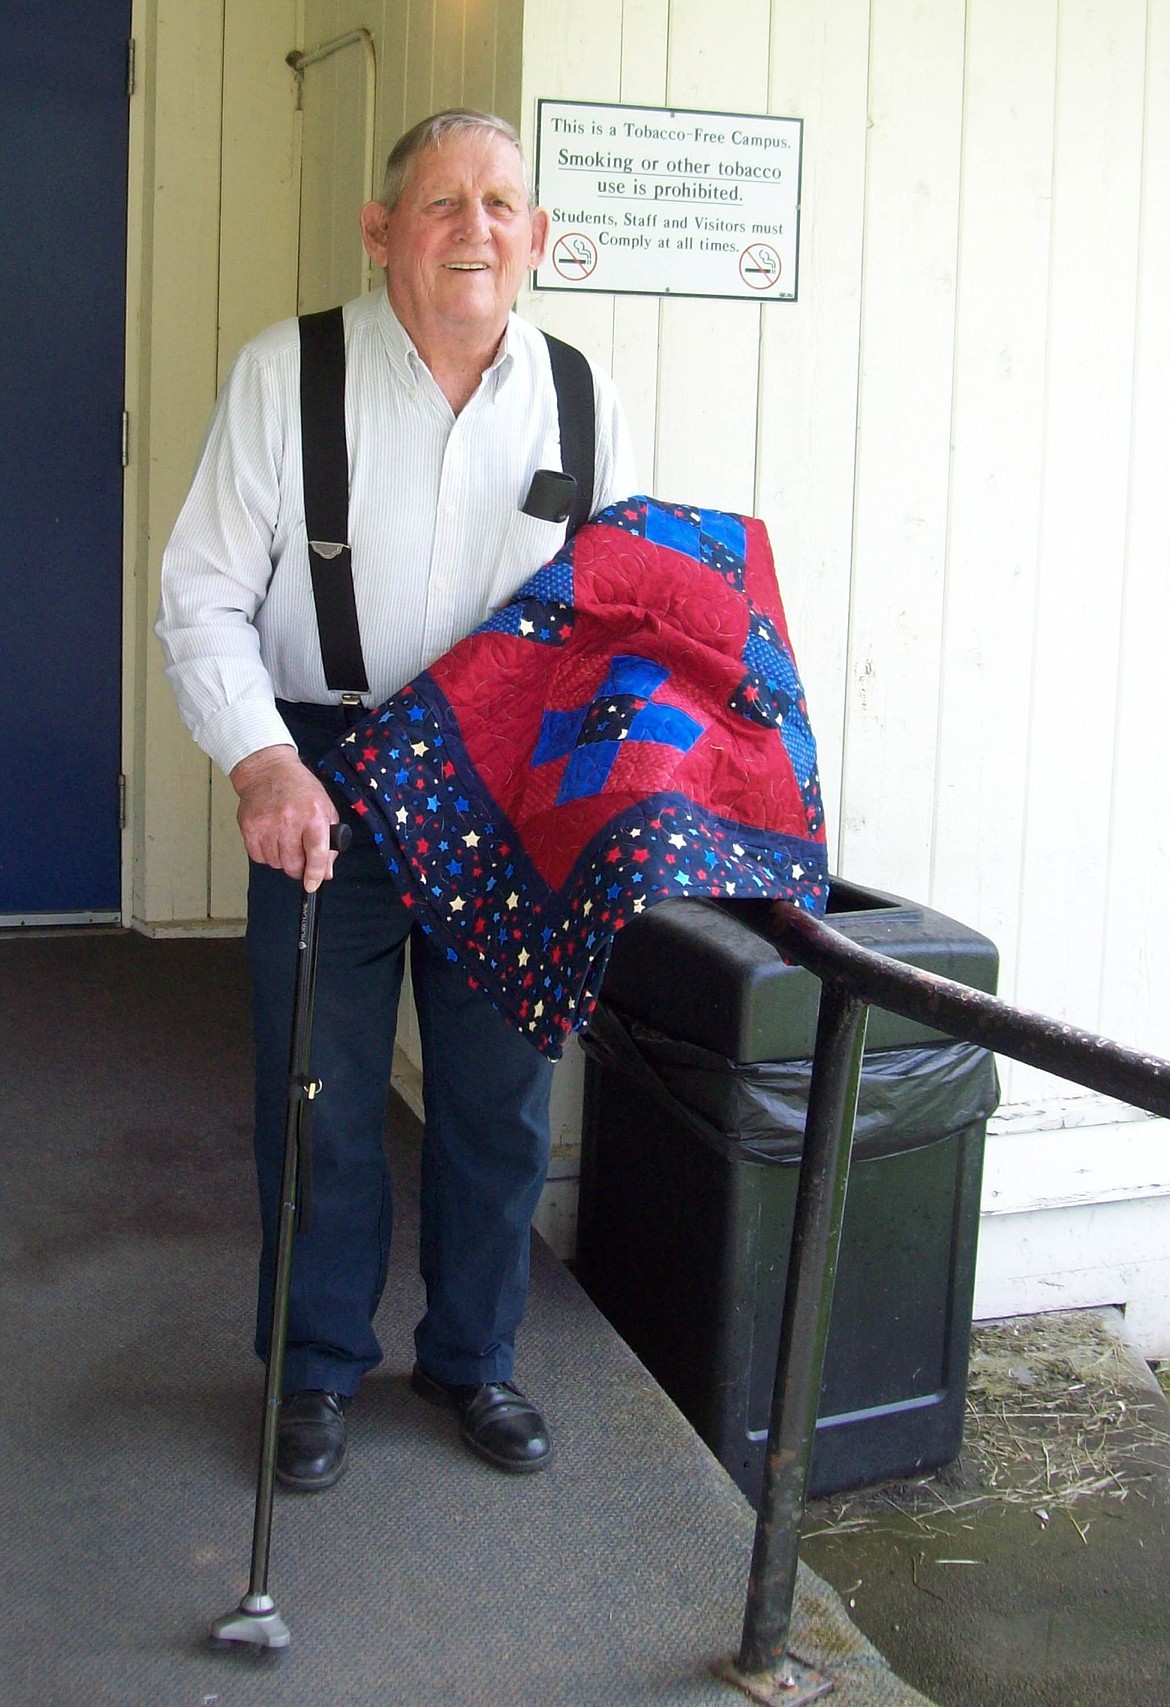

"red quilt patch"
[322,497,827,1057]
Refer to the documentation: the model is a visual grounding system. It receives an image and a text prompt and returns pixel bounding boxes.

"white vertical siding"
[612,0,669,486]
[759,0,869,856]
[1100,0,1170,1062]
[1009,0,1148,1099]
[520,0,1170,1121]
[930,0,1056,1000]
[130,1,1170,1289]
[838,0,966,900]
[134,0,1170,1007]
[655,0,768,516]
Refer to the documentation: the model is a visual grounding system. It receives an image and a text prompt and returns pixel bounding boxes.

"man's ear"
[360,200,392,267]
[529,207,550,270]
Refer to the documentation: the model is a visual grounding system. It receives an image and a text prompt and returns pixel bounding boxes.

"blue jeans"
[246,703,554,1395]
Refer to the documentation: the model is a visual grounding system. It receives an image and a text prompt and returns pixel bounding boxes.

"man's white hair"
[379,109,532,211]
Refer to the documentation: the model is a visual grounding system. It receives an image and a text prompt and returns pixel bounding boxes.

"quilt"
[321,496,828,1058]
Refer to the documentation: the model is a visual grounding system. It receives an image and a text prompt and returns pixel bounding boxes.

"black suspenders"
[297,306,597,702]
[298,308,369,698]
[541,330,595,537]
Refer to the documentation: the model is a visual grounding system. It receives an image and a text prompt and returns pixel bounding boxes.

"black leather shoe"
[411,1363,552,1474]
[275,1390,349,1491]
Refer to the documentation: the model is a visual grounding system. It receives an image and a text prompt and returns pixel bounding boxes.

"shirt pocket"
[483,508,569,616]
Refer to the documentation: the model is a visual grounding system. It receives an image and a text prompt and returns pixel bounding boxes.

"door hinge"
[121,411,130,468]
[118,774,127,831]
[127,38,136,98]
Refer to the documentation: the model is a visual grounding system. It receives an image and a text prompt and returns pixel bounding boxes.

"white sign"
[534,99,802,303]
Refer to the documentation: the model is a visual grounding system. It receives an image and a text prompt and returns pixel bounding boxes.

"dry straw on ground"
[963,1313,1169,1508]
[806,1311,1170,1540]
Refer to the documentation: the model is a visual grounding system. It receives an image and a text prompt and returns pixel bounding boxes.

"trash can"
[577,879,1000,1502]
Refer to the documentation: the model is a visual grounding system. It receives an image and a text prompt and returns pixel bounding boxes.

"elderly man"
[157,110,635,1489]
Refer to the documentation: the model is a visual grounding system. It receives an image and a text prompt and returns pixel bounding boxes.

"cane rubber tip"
[209,1602,291,1650]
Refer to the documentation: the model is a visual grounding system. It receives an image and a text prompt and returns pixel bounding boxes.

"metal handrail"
[770,906,1170,1118]
[722,900,1170,1706]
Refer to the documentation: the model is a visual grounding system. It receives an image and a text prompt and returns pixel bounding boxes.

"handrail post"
[715,896,1170,1700]
[722,980,869,1704]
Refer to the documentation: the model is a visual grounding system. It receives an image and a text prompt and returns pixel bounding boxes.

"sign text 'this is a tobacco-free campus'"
[533,99,802,303]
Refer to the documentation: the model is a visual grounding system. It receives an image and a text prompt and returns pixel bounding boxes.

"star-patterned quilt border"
[325,677,827,1056]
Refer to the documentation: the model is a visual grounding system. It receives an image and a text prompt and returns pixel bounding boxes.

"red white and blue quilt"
[321,496,828,1058]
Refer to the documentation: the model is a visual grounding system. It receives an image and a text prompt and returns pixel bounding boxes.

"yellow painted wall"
[128,0,525,929]
[127,0,300,931]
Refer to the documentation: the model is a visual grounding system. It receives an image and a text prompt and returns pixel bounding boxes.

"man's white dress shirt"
[156,288,636,776]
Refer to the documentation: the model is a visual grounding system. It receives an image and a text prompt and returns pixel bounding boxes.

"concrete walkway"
[0,929,929,1707]
[14,929,1165,1705]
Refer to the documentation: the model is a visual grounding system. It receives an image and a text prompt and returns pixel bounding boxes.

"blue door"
[0,2,130,922]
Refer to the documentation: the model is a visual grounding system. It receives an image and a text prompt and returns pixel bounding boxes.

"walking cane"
[211,821,351,1652]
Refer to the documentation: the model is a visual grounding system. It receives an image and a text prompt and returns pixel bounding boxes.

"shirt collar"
[373,288,516,398]
[372,289,417,386]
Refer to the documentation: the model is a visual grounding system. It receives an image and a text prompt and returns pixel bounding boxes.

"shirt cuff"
[199,697,298,777]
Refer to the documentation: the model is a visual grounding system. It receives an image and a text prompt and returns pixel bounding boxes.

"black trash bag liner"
[580,999,1000,1163]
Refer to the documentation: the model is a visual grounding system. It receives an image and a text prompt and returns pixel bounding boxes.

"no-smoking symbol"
[739,243,781,290]
[552,232,598,281]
